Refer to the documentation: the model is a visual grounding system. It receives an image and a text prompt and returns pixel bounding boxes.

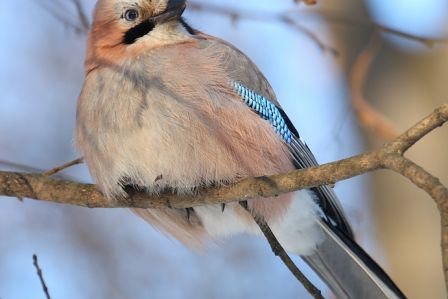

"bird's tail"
[302,220,406,299]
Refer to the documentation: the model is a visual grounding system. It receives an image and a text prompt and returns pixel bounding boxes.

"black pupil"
[125,9,138,21]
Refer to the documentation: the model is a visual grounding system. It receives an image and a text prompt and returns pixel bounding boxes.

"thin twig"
[43,157,84,177]
[281,16,340,56]
[375,24,448,47]
[187,1,339,55]
[187,3,447,53]
[298,9,448,46]
[72,0,90,31]
[0,159,78,182]
[37,0,88,34]
[239,202,324,299]
[40,1,447,57]
[349,34,399,141]
[32,254,51,299]
[0,159,44,173]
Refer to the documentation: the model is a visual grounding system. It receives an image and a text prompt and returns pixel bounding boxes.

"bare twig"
[375,24,448,47]
[37,0,89,34]
[187,1,339,55]
[72,0,90,31]
[187,3,447,55]
[349,34,399,141]
[0,105,446,210]
[43,157,84,177]
[0,159,44,173]
[239,202,324,299]
[0,107,444,298]
[1,105,447,291]
[40,1,447,57]
[9,1,448,294]
[281,16,339,56]
[33,254,51,299]
[301,9,448,46]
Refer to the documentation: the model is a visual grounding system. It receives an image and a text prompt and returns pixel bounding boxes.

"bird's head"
[86,0,190,71]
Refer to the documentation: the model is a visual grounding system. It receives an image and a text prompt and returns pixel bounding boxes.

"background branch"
[187,1,339,55]
[315,9,448,46]
[41,1,447,57]
[187,2,448,55]
[32,254,51,299]
[349,34,400,141]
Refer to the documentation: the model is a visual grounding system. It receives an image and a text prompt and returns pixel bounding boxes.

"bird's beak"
[149,0,187,25]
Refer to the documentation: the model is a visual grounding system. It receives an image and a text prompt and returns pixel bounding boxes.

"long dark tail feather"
[302,221,406,299]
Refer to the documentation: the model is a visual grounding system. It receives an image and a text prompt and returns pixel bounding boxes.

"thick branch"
[0,105,446,210]
[1,104,446,209]
[386,104,448,154]
[0,151,378,209]
[382,155,448,206]
[1,104,447,293]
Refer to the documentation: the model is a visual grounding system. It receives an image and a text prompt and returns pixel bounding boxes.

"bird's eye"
[123,9,139,22]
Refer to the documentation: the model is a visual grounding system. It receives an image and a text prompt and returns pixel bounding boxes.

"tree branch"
[349,34,399,141]
[0,150,376,209]
[19,1,448,296]
[40,1,447,57]
[0,105,446,210]
[188,1,339,55]
[239,201,323,299]
[33,254,51,299]
[43,157,83,177]
[1,104,447,291]
[310,9,448,46]
[187,3,447,56]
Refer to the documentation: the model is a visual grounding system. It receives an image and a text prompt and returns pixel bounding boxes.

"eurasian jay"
[75,0,405,298]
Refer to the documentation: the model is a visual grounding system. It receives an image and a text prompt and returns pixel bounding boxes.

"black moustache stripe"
[123,20,156,44]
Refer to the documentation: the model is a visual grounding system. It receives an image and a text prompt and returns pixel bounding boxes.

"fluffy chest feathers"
[76,41,294,198]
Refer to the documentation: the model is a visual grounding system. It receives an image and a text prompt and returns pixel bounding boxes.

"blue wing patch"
[232,82,292,144]
[232,81,354,237]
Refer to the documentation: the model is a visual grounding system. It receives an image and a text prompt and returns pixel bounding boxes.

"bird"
[75,0,405,298]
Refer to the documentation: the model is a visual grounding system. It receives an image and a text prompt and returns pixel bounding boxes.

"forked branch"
[1,104,447,294]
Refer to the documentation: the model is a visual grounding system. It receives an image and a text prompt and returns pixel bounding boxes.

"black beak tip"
[166,0,187,17]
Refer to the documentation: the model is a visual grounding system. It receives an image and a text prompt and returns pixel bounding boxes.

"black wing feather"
[277,107,354,238]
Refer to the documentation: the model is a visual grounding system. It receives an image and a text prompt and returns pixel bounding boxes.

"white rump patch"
[270,190,324,256]
[195,190,324,255]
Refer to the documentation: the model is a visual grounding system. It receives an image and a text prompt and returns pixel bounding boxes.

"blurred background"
[0,0,447,298]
